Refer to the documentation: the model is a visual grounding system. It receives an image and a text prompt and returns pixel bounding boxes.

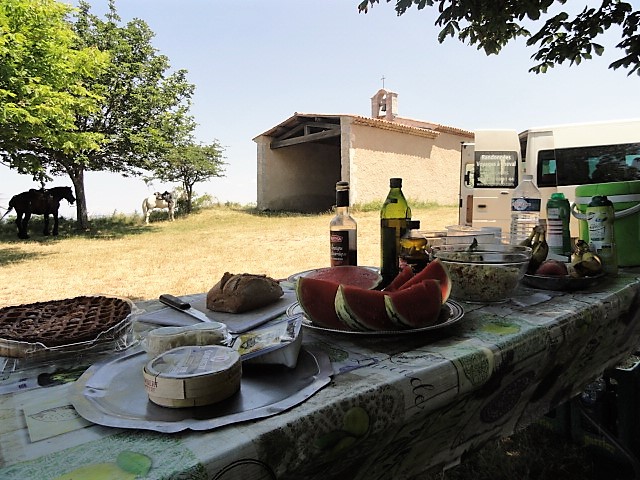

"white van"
[459,119,640,238]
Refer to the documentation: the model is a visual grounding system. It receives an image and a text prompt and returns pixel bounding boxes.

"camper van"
[459,119,640,238]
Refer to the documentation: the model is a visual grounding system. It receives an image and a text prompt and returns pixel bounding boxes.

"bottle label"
[547,207,560,220]
[587,207,614,244]
[511,198,541,212]
[331,230,357,266]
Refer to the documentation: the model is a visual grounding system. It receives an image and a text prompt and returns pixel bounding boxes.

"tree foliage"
[60,0,195,228]
[2,0,196,229]
[0,0,107,181]
[150,141,226,213]
[358,0,640,75]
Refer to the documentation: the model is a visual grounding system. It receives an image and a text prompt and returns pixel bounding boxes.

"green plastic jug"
[572,181,640,267]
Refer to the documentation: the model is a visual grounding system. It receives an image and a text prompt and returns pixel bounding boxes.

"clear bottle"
[380,178,411,286]
[546,192,572,257]
[330,181,357,266]
[399,220,429,273]
[509,174,542,245]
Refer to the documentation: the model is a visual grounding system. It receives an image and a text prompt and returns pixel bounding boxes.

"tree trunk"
[67,166,89,230]
[184,181,193,213]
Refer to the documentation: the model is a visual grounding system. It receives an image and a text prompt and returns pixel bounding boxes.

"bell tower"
[371,88,398,121]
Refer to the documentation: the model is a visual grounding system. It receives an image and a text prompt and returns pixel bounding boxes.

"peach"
[535,259,569,277]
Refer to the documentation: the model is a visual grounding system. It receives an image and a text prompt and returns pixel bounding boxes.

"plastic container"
[509,174,541,245]
[573,181,640,267]
[445,225,495,245]
[480,227,503,244]
[586,196,618,275]
[546,192,572,257]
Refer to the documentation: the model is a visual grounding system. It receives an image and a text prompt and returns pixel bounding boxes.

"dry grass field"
[0,204,632,479]
[0,204,457,307]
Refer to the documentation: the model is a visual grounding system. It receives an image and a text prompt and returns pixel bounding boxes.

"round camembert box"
[143,345,242,408]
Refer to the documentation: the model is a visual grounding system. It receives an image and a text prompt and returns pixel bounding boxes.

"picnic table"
[1,270,640,479]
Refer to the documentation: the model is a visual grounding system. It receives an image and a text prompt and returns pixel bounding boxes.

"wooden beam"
[271,128,341,149]
[275,122,339,142]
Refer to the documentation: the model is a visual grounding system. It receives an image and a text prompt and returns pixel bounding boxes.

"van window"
[554,142,640,186]
[474,151,518,188]
[536,150,557,187]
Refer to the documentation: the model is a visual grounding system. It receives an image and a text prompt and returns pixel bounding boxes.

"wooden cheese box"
[143,345,241,408]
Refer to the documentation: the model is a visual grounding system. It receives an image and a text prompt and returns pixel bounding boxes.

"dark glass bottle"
[399,220,429,273]
[380,178,411,286]
[330,181,357,266]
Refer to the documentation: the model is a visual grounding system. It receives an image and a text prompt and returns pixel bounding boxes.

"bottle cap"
[390,178,402,188]
[336,181,349,189]
[550,192,565,199]
[522,174,533,180]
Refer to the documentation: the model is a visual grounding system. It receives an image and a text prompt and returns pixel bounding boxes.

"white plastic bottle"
[509,174,541,245]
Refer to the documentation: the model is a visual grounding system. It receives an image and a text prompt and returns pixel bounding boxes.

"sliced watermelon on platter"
[398,259,451,302]
[296,265,448,332]
[383,265,414,292]
[335,285,399,331]
[296,277,345,330]
[385,280,442,328]
[304,265,382,289]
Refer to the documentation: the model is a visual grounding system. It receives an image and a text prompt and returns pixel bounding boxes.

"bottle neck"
[336,189,349,207]
[335,205,350,216]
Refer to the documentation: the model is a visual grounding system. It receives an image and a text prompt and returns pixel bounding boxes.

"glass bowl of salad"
[433,243,532,303]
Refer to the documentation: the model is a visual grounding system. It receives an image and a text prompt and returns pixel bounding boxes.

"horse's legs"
[15,213,23,238]
[169,206,174,221]
[43,213,50,236]
[52,213,59,236]
[17,213,30,239]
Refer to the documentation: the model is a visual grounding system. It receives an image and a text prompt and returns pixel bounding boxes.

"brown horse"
[1,187,75,239]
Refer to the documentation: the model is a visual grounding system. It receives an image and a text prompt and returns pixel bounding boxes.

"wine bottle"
[330,181,357,266]
[380,178,411,286]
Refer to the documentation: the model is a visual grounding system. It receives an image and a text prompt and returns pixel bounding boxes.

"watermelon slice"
[383,265,414,292]
[398,259,451,302]
[335,285,399,331]
[305,266,382,289]
[296,277,346,330]
[385,280,442,328]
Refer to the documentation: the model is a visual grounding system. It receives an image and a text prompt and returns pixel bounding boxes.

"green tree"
[358,0,640,75]
[150,141,226,213]
[58,0,195,228]
[0,0,108,181]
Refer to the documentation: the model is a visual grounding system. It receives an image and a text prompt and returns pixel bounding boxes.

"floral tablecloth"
[1,271,640,480]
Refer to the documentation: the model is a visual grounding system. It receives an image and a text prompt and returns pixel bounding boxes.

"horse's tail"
[142,198,148,216]
[0,206,12,221]
[0,197,15,220]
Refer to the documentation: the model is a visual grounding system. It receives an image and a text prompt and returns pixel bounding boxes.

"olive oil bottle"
[330,181,357,266]
[380,178,411,286]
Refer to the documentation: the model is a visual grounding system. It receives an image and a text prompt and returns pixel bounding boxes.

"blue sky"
[2,0,639,216]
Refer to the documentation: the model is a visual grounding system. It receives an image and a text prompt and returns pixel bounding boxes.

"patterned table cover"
[1,271,640,480]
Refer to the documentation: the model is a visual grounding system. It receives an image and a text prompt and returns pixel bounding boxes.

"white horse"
[142,191,175,224]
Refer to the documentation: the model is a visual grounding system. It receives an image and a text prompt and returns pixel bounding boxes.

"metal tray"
[71,345,332,433]
[522,273,606,291]
[289,300,465,336]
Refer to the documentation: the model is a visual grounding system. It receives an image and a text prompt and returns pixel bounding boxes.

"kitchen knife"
[159,294,214,323]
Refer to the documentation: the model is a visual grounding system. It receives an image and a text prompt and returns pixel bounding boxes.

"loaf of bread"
[206,273,283,313]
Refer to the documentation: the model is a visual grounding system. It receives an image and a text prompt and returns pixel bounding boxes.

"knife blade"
[159,294,213,323]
